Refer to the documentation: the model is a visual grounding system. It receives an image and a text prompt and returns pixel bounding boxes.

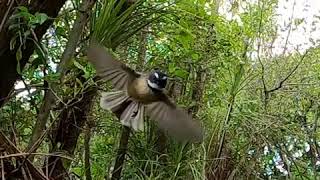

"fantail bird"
[87,43,203,142]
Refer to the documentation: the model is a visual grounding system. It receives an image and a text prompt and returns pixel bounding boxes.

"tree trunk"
[84,123,93,180]
[46,83,98,179]
[189,67,206,115]
[111,126,131,180]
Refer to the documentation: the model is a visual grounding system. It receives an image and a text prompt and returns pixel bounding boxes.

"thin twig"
[256,0,268,108]
[0,0,15,32]
[281,0,296,55]
[1,153,5,180]
[0,152,73,161]
[267,50,309,94]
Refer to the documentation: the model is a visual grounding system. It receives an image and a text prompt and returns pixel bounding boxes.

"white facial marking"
[147,80,162,90]
[154,72,159,79]
[162,76,167,80]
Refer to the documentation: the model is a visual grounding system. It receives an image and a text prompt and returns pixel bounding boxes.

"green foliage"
[91,0,167,49]
[8,6,49,74]
[3,0,320,179]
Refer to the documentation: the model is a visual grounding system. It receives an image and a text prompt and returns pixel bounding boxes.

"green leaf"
[20,12,34,19]
[174,69,188,79]
[55,26,66,36]
[35,12,48,25]
[72,167,82,177]
[16,46,22,74]
[16,46,22,61]
[294,18,304,26]
[168,63,176,73]
[31,57,43,68]
[73,60,89,78]
[176,32,192,49]
[74,60,85,71]
[191,53,199,61]
[44,73,61,83]
[17,6,28,12]
[16,61,21,74]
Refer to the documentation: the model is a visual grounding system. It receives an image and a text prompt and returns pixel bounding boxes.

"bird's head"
[147,70,167,91]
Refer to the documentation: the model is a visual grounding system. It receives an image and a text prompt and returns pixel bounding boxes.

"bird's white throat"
[147,79,162,90]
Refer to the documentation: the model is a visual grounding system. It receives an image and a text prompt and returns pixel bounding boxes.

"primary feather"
[146,101,203,142]
[87,43,138,90]
[100,91,129,112]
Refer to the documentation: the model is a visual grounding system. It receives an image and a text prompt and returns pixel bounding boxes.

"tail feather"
[100,91,129,112]
[100,90,144,131]
[120,102,144,131]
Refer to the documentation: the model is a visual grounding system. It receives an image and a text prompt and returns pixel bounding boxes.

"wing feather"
[145,98,203,142]
[120,102,144,131]
[87,43,139,90]
[103,69,123,80]
[100,91,129,112]
[109,72,128,89]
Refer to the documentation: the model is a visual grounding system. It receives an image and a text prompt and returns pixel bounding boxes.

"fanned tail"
[120,102,144,131]
[100,90,144,131]
[100,91,129,112]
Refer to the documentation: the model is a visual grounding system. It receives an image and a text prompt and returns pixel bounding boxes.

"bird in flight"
[87,43,203,142]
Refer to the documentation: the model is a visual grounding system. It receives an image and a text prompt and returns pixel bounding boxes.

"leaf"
[75,78,84,88]
[44,73,61,83]
[74,60,85,71]
[8,23,21,31]
[294,18,304,26]
[16,61,21,74]
[16,46,22,74]
[17,6,28,12]
[20,11,34,19]
[10,37,17,50]
[23,30,31,38]
[168,62,176,73]
[35,12,48,25]
[35,47,46,63]
[176,32,192,49]
[191,53,199,61]
[16,46,22,61]
[72,167,82,177]
[31,57,43,68]
[55,26,66,36]
[73,60,89,78]
[174,69,189,79]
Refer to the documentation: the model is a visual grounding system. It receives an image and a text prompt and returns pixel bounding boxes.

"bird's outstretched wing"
[87,42,139,90]
[145,96,204,143]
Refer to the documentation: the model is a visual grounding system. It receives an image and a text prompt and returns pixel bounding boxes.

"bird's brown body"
[127,76,159,104]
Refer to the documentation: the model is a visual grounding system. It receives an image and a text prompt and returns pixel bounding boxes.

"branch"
[281,0,296,56]
[256,0,268,107]
[267,50,309,94]
[0,131,48,180]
